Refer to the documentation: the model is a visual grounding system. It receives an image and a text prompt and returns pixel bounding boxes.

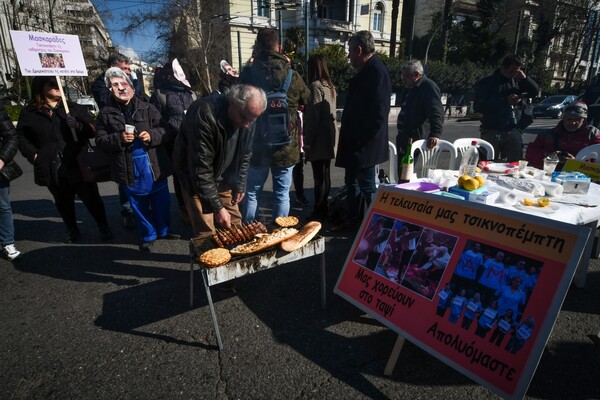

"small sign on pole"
[9,30,88,76]
[9,30,88,141]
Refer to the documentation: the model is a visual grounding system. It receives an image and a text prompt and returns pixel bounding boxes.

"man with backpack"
[239,28,310,222]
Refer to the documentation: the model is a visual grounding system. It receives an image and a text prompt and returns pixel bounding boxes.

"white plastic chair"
[453,138,495,169]
[575,144,600,163]
[375,141,399,185]
[410,139,458,178]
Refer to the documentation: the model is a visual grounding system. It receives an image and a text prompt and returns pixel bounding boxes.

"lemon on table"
[474,175,486,187]
[523,198,535,206]
[463,178,480,191]
[458,174,471,188]
[537,197,551,207]
[475,167,482,173]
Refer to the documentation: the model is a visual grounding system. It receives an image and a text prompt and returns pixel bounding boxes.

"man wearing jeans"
[335,31,391,229]
[239,28,310,222]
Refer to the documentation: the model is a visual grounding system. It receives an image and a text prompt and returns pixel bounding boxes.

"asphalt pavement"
[1,117,599,399]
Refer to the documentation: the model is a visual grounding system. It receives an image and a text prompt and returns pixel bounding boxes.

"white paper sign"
[9,30,87,76]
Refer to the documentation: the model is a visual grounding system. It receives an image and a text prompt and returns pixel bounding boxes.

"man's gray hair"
[402,60,424,76]
[104,67,134,89]
[348,30,375,55]
[227,84,267,113]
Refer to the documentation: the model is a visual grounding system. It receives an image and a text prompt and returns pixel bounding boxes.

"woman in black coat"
[17,76,111,243]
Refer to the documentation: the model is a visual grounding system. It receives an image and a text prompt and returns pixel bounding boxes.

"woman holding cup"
[96,67,177,251]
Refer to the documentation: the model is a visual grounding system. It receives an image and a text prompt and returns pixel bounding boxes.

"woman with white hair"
[96,67,177,251]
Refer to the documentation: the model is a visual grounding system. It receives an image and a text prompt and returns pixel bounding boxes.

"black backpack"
[258,69,294,147]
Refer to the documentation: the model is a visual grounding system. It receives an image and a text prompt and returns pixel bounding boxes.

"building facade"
[0,0,112,98]
[201,0,400,90]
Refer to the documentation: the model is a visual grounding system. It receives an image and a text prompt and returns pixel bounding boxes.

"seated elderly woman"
[95,67,178,251]
[525,101,600,169]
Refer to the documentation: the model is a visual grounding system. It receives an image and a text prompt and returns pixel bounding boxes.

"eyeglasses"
[111,81,130,88]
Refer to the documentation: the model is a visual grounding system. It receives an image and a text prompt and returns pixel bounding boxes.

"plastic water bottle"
[459,140,479,177]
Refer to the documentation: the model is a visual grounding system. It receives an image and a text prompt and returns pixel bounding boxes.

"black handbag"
[76,141,112,183]
[0,160,23,183]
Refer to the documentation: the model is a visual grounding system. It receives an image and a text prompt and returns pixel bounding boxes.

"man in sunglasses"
[525,101,600,169]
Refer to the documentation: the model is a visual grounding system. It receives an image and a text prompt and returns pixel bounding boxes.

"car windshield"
[540,95,567,104]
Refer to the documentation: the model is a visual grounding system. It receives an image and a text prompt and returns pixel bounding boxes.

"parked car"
[75,96,99,117]
[532,94,577,119]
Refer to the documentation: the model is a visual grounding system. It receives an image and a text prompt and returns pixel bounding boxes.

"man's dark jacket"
[396,74,444,147]
[474,69,539,131]
[336,55,391,169]
[174,94,254,214]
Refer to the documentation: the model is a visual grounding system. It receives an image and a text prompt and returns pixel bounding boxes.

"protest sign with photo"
[334,186,590,399]
[9,30,87,76]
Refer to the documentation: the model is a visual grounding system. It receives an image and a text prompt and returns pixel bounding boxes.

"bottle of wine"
[399,138,414,183]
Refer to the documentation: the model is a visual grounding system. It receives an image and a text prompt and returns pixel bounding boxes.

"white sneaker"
[3,244,20,260]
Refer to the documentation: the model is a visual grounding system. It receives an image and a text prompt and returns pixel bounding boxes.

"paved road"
[1,117,599,399]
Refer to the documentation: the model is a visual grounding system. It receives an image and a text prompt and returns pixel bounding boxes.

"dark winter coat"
[175,94,254,213]
[525,121,600,168]
[474,69,539,131]
[17,102,95,187]
[336,55,391,169]
[95,96,172,185]
[396,74,444,144]
[0,108,19,188]
[149,81,197,152]
[303,80,337,162]
[239,50,310,168]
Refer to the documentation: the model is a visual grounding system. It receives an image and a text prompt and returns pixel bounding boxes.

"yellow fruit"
[463,178,480,191]
[475,167,482,173]
[458,174,470,188]
[474,175,486,187]
[537,197,551,207]
[523,198,535,206]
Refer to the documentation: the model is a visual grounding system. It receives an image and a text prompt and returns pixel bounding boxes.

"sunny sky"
[92,0,161,60]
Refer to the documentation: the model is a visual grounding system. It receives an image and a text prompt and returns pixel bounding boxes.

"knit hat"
[563,101,588,119]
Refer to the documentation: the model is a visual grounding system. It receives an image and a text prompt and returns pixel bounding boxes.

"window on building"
[257,0,269,17]
[318,5,334,18]
[372,3,383,32]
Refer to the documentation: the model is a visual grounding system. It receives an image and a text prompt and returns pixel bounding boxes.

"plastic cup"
[518,160,528,171]
[543,158,559,176]
[125,124,135,134]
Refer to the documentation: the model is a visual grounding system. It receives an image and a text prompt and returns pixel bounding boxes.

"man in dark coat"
[175,84,266,238]
[474,54,539,161]
[335,30,391,227]
[396,59,444,169]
